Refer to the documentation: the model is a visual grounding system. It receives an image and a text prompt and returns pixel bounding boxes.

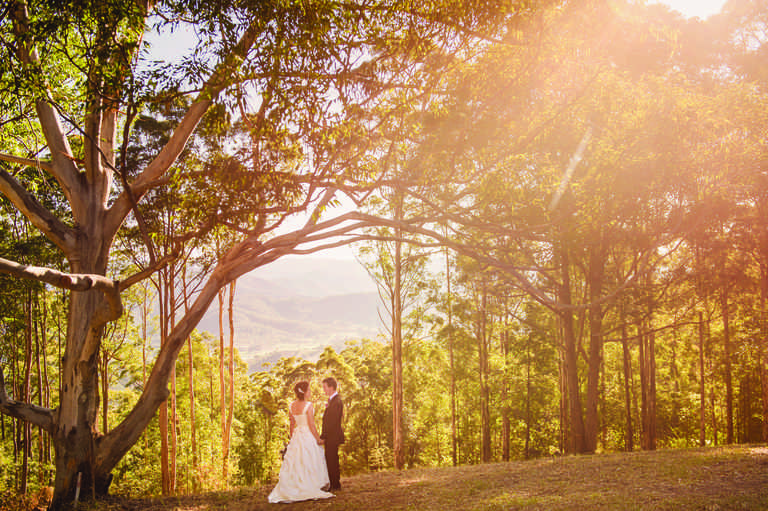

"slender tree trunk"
[501,319,510,462]
[100,351,109,434]
[219,288,227,478]
[12,332,18,467]
[761,262,768,443]
[445,246,457,467]
[557,247,586,454]
[21,293,33,494]
[183,265,198,490]
[158,267,171,495]
[169,266,177,494]
[584,244,605,453]
[524,333,532,459]
[647,327,656,449]
[722,289,734,444]
[140,283,149,451]
[34,298,45,474]
[621,319,633,452]
[223,280,236,483]
[392,193,404,470]
[639,321,657,451]
[699,311,707,447]
[41,293,51,464]
[479,283,491,463]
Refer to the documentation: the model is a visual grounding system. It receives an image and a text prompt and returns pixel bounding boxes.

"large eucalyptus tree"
[0,0,520,507]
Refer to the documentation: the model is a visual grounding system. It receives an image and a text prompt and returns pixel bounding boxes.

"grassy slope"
[90,445,768,511]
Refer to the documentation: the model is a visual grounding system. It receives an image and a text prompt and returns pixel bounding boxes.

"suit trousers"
[324,441,341,489]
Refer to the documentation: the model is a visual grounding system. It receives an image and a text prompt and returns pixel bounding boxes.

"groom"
[319,377,344,491]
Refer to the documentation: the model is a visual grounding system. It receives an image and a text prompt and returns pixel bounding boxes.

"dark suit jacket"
[321,394,345,445]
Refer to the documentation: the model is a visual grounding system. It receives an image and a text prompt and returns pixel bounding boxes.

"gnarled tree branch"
[0,256,117,293]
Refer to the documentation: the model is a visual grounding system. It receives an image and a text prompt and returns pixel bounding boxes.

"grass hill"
[88,445,768,510]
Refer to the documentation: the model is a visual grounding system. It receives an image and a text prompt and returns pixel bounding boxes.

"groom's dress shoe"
[330,485,341,491]
[321,484,331,491]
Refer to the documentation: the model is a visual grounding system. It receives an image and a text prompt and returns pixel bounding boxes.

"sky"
[654,0,728,18]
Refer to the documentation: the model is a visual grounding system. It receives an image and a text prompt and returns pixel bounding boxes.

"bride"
[268,381,334,503]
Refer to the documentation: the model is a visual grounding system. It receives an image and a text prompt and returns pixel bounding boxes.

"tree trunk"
[41,293,52,464]
[445,246,457,467]
[621,319,633,452]
[722,288,734,444]
[34,298,46,475]
[584,244,605,453]
[158,266,171,495]
[100,351,109,434]
[218,287,227,479]
[392,197,404,470]
[761,262,768,443]
[182,264,198,490]
[169,264,177,494]
[699,311,706,447]
[223,280,236,483]
[647,328,656,449]
[639,322,657,451]
[501,319,511,462]
[524,332,532,459]
[50,288,114,509]
[479,283,491,463]
[557,247,586,454]
[21,293,32,494]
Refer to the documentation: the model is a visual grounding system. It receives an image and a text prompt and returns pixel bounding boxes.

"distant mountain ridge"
[196,257,383,371]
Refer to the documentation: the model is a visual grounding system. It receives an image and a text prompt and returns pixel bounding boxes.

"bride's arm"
[307,403,322,442]
[289,411,296,437]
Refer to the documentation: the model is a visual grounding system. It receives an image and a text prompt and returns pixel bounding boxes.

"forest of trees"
[1,0,767,508]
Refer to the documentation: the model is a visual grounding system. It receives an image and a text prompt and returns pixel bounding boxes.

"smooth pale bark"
[182,265,199,490]
[218,287,227,479]
[21,295,32,494]
[392,195,404,470]
[158,266,171,495]
[223,280,236,483]
[169,265,178,493]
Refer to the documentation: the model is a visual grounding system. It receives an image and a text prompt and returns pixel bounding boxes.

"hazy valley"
[195,257,383,371]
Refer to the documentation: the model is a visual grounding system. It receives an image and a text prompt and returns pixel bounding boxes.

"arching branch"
[0,167,77,255]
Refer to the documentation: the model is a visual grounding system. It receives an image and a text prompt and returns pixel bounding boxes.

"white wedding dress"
[268,402,333,503]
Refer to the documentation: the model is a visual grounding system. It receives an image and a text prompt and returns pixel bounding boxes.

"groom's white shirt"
[328,391,338,403]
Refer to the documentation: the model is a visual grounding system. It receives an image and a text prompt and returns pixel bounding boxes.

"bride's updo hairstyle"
[294,381,309,400]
